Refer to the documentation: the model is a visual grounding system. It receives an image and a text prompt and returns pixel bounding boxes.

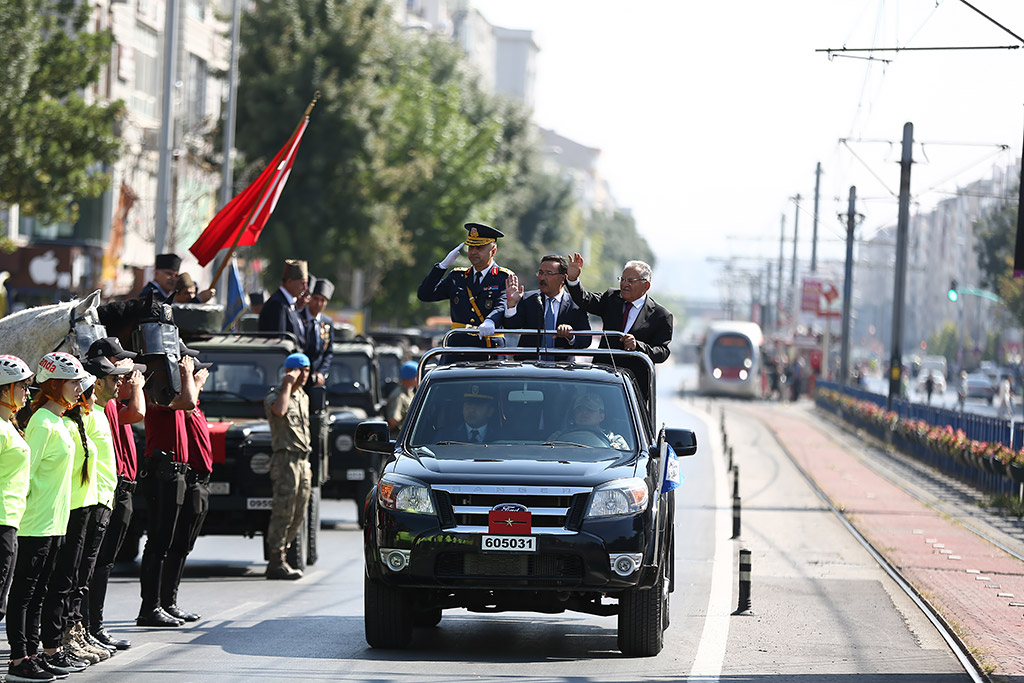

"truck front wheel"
[364,574,413,648]
[617,570,666,657]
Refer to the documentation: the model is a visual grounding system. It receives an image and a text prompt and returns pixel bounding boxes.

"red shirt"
[184,404,213,475]
[105,399,138,481]
[144,403,188,464]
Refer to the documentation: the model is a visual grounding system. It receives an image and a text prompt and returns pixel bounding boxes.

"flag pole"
[208,91,320,287]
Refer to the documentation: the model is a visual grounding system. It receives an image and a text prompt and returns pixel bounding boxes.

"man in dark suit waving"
[565,253,673,365]
[491,255,591,356]
[258,259,309,343]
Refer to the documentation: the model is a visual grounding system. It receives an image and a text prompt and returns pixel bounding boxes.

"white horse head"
[0,290,104,371]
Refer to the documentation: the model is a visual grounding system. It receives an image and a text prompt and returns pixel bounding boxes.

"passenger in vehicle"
[437,389,500,443]
[548,393,628,450]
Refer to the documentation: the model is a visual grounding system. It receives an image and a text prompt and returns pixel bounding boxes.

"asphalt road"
[49,363,971,681]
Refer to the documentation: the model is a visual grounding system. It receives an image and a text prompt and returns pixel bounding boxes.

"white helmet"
[0,355,33,386]
[37,352,89,384]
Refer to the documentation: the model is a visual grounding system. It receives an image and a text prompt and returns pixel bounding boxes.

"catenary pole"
[811,162,821,273]
[840,186,856,387]
[887,123,914,409]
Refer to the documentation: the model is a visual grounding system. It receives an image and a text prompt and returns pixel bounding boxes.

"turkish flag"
[487,510,532,535]
[189,119,309,266]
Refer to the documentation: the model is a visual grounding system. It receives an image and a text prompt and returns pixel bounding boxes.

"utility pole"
[154,0,179,256]
[220,0,241,211]
[887,123,913,409]
[811,162,822,273]
[790,194,800,286]
[765,261,773,331]
[839,186,857,387]
[777,213,785,330]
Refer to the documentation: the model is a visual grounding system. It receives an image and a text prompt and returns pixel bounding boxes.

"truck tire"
[285,514,307,572]
[306,486,321,566]
[356,471,378,529]
[617,570,666,657]
[412,606,442,628]
[364,574,412,648]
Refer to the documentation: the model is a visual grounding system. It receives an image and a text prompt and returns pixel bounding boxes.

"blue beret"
[399,361,418,380]
[284,353,310,369]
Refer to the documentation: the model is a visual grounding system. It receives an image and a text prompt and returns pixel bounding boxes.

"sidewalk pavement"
[735,399,1024,680]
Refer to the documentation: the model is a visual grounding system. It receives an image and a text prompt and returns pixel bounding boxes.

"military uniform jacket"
[417,263,512,326]
[264,385,311,455]
[305,312,334,378]
[137,281,174,303]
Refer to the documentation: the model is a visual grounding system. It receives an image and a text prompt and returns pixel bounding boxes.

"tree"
[973,196,1024,333]
[581,210,655,291]
[0,0,124,225]
[235,0,530,322]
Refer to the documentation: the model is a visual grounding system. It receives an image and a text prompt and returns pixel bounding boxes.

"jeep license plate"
[246,497,273,510]
[481,535,536,552]
[345,469,366,480]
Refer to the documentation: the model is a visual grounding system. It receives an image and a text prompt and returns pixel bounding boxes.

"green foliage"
[973,196,1024,331]
[236,0,535,323]
[925,322,965,369]
[0,0,123,224]
[582,210,655,291]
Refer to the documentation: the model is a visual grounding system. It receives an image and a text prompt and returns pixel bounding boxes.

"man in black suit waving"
[492,255,591,356]
[565,253,673,365]
[258,259,309,343]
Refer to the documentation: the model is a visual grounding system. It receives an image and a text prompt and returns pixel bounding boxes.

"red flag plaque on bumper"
[487,509,532,534]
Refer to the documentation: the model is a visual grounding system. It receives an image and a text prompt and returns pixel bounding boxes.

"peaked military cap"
[282,259,308,281]
[312,278,335,300]
[155,253,182,271]
[464,223,504,247]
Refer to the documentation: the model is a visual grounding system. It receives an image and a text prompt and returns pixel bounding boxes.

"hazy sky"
[472,1,1024,301]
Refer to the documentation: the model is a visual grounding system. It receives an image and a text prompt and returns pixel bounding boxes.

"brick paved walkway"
[739,402,1024,680]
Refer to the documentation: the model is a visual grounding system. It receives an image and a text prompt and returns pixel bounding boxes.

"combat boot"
[265,557,302,580]
[72,623,110,662]
[61,626,99,665]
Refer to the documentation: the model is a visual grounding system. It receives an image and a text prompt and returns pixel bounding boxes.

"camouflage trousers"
[266,450,312,559]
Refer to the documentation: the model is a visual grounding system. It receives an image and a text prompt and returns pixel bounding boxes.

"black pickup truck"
[356,343,696,656]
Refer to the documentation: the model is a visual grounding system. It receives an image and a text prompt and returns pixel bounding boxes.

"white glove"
[477,318,496,338]
[439,242,464,269]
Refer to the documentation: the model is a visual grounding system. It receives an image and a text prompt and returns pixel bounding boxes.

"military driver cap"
[155,253,182,271]
[282,259,308,281]
[464,223,504,247]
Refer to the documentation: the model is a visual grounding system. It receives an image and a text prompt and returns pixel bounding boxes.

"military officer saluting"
[417,223,512,346]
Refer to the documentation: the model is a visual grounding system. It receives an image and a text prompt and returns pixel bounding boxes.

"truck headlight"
[586,478,649,518]
[378,474,435,514]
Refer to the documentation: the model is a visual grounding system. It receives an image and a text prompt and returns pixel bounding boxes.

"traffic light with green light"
[947,279,959,302]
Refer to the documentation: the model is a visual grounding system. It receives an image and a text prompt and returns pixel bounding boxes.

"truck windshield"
[407,378,636,453]
[328,354,373,394]
[199,355,280,402]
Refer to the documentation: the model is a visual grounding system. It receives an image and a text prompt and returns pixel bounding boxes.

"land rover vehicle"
[357,337,696,656]
[322,339,387,525]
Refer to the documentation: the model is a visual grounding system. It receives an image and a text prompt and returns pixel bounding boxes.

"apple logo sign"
[29,251,60,286]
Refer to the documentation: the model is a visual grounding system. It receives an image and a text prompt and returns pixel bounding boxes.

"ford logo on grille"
[492,503,528,512]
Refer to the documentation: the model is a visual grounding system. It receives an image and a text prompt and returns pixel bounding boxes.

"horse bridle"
[53,306,107,357]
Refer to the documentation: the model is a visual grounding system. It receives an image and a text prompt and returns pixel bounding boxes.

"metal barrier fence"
[816,380,1022,498]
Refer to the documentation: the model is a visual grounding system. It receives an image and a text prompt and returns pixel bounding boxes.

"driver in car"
[437,388,499,443]
[549,393,628,449]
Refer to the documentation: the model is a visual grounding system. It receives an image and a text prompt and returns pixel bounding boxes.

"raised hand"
[439,242,465,269]
[506,273,524,308]
[567,252,585,281]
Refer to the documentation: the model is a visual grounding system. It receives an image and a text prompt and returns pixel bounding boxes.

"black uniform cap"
[464,223,504,246]
[155,253,182,271]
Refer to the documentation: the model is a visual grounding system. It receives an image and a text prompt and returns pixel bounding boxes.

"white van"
[916,355,947,394]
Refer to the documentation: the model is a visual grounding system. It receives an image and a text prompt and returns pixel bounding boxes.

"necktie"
[469,429,481,443]
[544,297,557,349]
[474,271,482,288]
[621,302,632,332]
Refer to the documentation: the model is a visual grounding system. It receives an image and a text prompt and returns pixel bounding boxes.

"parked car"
[965,374,995,403]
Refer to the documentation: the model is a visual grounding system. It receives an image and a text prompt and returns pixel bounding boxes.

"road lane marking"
[688,406,731,681]
[105,642,171,667]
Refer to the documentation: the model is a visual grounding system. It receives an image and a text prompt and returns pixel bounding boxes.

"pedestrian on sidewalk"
[997,377,1014,421]
[924,371,935,406]
[957,371,968,412]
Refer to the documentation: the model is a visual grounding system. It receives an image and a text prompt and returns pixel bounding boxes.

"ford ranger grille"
[432,484,591,534]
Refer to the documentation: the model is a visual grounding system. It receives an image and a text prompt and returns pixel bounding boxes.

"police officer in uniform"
[138,253,181,302]
[304,278,334,387]
[417,223,512,348]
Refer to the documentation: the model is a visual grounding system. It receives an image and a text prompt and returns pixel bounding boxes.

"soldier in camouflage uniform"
[263,353,312,580]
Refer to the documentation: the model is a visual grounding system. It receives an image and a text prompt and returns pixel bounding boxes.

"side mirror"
[355,420,394,454]
[663,428,697,457]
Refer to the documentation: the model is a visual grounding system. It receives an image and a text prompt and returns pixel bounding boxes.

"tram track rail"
[763,412,991,683]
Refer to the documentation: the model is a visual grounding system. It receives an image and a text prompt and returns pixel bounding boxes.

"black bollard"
[732,465,739,498]
[734,548,752,614]
[731,495,741,539]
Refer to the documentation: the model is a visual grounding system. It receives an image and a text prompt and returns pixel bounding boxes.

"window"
[186,53,207,126]
[131,23,159,120]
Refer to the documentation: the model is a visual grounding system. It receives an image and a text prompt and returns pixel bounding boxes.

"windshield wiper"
[540,441,593,448]
[434,440,481,446]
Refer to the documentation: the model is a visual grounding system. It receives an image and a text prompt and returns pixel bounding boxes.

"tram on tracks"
[697,320,765,398]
